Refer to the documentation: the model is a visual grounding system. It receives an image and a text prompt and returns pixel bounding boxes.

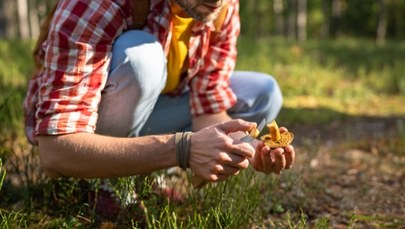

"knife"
[240,118,266,143]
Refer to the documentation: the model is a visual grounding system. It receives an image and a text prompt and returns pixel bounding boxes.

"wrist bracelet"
[175,131,192,170]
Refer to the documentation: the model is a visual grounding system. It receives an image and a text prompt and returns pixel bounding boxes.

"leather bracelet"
[175,131,192,170]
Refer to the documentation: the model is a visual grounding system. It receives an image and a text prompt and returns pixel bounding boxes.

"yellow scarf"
[162,2,195,94]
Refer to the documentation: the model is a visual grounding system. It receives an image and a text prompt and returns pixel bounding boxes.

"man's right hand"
[188,119,256,182]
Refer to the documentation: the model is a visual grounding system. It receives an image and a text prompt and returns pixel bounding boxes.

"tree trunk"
[1,0,18,38]
[297,0,307,42]
[287,0,297,41]
[0,0,4,37]
[331,0,343,37]
[273,0,284,36]
[17,0,30,39]
[320,0,330,39]
[376,0,387,46]
[252,0,260,38]
[243,0,257,37]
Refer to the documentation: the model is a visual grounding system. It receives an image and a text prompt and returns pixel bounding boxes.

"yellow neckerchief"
[162,1,195,94]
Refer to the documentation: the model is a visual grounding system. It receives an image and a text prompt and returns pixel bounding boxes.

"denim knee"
[260,74,283,121]
[228,71,283,123]
[111,30,167,97]
[96,31,166,137]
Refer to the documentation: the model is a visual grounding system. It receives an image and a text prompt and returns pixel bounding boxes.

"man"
[24,0,295,184]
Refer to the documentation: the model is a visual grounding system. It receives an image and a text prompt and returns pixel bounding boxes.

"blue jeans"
[95,30,283,137]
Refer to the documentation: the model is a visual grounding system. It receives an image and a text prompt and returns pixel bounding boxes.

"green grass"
[237,36,405,124]
[1,37,405,228]
[0,40,32,141]
[237,36,405,97]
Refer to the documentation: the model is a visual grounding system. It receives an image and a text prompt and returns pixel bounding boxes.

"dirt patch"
[270,116,405,228]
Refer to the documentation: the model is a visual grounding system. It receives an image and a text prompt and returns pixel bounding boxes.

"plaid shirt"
[24,0,240,144]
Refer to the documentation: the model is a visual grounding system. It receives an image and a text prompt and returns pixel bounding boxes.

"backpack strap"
[130,0,150,30]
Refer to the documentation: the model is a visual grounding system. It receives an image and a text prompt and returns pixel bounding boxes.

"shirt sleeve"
[36,0,130,136]
[188,0,240,116]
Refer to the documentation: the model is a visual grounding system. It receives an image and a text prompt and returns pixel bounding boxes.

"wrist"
[175,131,193,170]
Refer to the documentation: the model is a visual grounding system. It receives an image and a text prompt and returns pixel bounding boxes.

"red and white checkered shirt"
[24,0,240,144]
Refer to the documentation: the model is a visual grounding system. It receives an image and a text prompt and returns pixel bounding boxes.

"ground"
[2,111,405,228]
[269,115,405,228]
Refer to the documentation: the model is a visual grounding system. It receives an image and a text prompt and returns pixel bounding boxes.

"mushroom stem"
[267,120,281,141]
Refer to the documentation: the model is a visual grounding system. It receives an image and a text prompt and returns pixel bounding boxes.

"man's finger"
[273,148,286,174]
[221,165,242,176]
[279,127,288,132]
[216,119,256,135]
[260,146,272,172]
[228,142,255,159]
[284,145,295,169]
[217,152,250,169]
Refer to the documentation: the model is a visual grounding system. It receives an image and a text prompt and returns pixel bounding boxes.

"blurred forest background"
[1,0,405,228]
[1,0,404,43]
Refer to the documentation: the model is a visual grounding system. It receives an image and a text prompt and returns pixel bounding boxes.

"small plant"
[347,213,357,229]
[0,209,28,229]
[0,158,5,191]
[315,216,330,228]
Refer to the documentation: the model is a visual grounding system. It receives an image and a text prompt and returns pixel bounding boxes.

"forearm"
[38,133,176,179]
[192,111,232,131]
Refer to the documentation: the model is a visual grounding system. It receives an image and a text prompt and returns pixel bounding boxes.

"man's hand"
[188,119,256,182]
[250,127,295,174]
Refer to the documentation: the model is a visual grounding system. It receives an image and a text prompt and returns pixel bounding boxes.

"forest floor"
[2,38,405,228]
[268,114,405,228]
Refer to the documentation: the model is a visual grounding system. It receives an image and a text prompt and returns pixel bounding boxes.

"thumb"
[216,119,256,135]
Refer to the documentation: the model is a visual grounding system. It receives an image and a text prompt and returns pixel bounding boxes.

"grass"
[237,36,405,123]
[1,36,405,228]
